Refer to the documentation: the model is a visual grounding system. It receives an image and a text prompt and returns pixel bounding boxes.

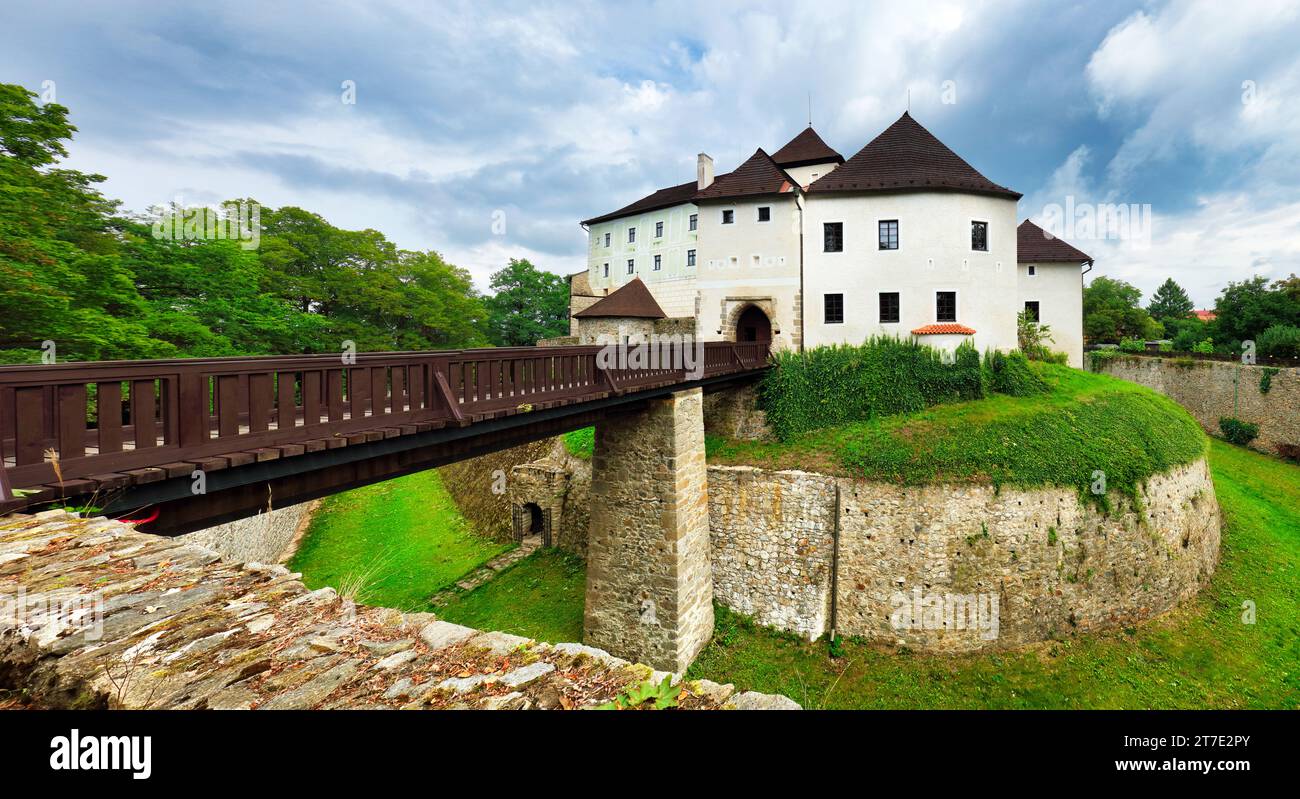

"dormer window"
[722,209,734,225]
[655,221,664,237]
[971,221,988,251]
[628,227,636,243]
[757,206,771,222]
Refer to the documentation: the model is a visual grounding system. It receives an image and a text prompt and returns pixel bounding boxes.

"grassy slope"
[687,439,1300,709]
[562,427,594,460]
[709,365,1206,501]
[434,549,587,644]
[288,470,510,611]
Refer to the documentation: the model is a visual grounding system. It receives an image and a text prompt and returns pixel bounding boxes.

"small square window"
[655,221,664,237]
[628,227,636,243]
[689,213,698,231]
[687,249,696,267]
[627,259,635,275]
[824,222,843,252]
[1027,264,1036,276]
[751,254,761,268]
[879,292,900,324]
[757,206,771,222]
[936,291,957,323]
[879,220,899,250]
[722,209,734,225]
[653,254,662,271]
[971,221,988,252]
[603,232,611,247]
[1024,301,1040,322]
[602,262,609,278]
[824,293,844,324]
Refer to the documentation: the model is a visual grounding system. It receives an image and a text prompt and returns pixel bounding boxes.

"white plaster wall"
[585,201,700,318]
[1018,261,1085,367]
[783,161,839,189]
[801,191,1020,354]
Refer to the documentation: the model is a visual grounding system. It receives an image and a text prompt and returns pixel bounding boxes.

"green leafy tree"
[484,258,569,346]
[1083,276,1162,344]
[1146,277,1194,321]
[1210,276,1300,346]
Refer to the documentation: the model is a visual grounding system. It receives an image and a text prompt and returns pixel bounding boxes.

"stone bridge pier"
[584,386,714,673]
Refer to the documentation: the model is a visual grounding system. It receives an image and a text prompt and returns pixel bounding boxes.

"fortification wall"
[179,501,316,564]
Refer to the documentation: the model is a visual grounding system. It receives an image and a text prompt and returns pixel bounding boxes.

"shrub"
[1191,338,1215,355]
[1158,341,1173,353]
[1219,417,1260,447]
[1256,324,1300,359]
[1017,311,1055,361]
[1259,367,1280,394]
[985,350,1049,397]
[1276,443,1300,463]
[761,337,983,440]
[1119,337,1145,353]
[1171,328,1203,352]
[1088,349,1120,371]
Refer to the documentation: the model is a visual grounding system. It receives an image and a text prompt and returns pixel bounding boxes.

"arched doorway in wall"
[735,305,772,344]
[512,502,552,547]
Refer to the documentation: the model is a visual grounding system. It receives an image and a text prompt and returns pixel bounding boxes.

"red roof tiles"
[693,148,795,202]
[771,127,844,168]
[572,277,667,319]
[807,112,1020,199]
[911,323,976,335]
[1017,219,1093,263]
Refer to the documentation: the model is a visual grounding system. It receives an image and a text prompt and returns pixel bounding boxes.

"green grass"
[709,364,1206,504]
[563,426,594,460]
[287,470,510,611]
[687,439,1300,709]
[434,549,587,644]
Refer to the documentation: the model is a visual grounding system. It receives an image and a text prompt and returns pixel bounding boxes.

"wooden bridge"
[0,342,768,534]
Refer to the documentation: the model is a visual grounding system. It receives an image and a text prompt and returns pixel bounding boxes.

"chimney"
[697,153,714,190]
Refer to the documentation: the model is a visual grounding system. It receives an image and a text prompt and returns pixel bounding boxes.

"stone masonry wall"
[0,510,797,710]
[1098,356,1299,456]
[179,501,316,564]
[584,388,714,673]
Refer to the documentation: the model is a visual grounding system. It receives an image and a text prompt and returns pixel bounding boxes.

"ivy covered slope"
[709,363,1208,500]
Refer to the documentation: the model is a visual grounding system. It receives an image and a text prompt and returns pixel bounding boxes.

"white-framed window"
[936,290,957,323]
[879,292,900,324]
[757,206,771,222]
[686,249,696,267]
[722,209,735,224]
[628,227,636,243]
[689,213,698,231]
[653,254,662,271]
[627,258,635,274]
[603,232,610,247]
[602,262,609,278]
[655,221,664,238]
[1027,264,1037,276]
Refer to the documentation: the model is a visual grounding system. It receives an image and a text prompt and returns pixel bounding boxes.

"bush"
[1256,324,1300,359]
[1219,417,1260,447]
[1119,337,1145,352]
[985,350,1049,396]
[1191,338,1215,355]
[1088,349,1120,371]
[761,338,983,440]
[1171,328,1203,352]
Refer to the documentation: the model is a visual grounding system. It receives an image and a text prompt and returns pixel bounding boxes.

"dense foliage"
[484,258,570,346]
[760,338,984,440]
[1146,277,1194,321]
[984,349,1049,396]
[1083,276,1163,344]
[1218,417,1260,447]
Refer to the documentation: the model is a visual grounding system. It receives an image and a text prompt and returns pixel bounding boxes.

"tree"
[1210,276,1300,346]
[484,259,569,346]
[1083,276,1162,344]
[1146,278,1194,321]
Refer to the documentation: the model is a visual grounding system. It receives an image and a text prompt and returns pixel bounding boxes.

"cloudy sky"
[4,0,1299,305]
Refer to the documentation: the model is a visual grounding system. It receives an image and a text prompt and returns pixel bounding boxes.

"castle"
[567,112,1094,367]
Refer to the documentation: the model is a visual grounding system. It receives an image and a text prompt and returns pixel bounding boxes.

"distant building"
[575,112,1093,367]
[1193,309,1217,322]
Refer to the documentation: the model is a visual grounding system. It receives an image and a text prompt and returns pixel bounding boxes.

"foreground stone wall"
[1097,356,1299,456]
[179,501,316,564]
[0,511,796,710]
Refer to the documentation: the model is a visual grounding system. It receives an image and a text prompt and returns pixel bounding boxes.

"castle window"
[654,254,662,271]
[971,221,988,251]
[824,293,844,324]
[604,232,611,247]
[689,213,698,231]
[627,259,635,274]
[722,209,735,224]
[936,291,957,322]
[1024,301,1040,322]
[628,227,636,243]
[878,220,899,250]
[687,249,696,267]
[655,221,664,238]
[1027,264,1036,276]
[602,262,609,278]
[823,222,843,252]
[757,206,771,222]
[879,292,900,324]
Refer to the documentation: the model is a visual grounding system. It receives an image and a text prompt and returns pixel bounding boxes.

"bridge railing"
[0,341,768,489]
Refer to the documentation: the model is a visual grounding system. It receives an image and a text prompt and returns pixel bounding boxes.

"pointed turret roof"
[1017,220,1093,263]
[807,112,1020,199]
[693,148,795,202]
[573,277,666,319]
[771,127,844,168]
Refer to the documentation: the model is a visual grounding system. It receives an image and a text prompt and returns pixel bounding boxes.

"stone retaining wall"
[1096,356,1299,457]
[0,511,796,710]
[179,501,316,564]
